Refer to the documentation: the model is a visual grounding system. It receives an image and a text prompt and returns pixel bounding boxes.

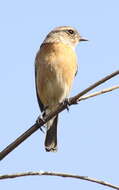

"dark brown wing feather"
[75,63,78,76]
[35,61,44,112]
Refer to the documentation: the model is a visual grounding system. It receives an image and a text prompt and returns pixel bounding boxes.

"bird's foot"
[36,115,46,133]
[36,105,49,133]
[62,98,70,111]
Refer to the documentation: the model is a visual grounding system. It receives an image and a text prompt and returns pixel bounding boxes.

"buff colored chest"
[35,43,77,107]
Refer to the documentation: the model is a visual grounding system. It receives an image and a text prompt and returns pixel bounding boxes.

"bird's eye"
[67,30,74,34]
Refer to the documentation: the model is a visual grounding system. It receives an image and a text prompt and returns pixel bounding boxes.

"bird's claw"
[40,127,45,133]
[36,115,45,124]
[36,115,45,133]
[62,98,70,111]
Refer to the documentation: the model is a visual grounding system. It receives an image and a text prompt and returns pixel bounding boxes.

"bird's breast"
[35,43,78,107]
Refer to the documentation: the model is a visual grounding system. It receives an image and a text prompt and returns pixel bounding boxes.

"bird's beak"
[80,36,88,42]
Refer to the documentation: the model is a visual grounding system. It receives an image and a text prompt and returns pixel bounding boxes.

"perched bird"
[35,26,88,152]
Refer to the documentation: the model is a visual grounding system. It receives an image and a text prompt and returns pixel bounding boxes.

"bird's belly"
[46,76,69,103]
[38,65,73,107]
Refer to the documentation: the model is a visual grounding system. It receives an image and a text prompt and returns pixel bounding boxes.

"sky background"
[0,0,119,189]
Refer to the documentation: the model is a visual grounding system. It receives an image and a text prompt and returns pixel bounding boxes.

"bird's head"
[43,26,88,48]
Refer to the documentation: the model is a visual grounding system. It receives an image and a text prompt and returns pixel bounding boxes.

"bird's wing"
[75,63,78,76]
[35,60,44,112]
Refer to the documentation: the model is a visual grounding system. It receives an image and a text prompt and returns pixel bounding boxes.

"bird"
[35,26,88,152]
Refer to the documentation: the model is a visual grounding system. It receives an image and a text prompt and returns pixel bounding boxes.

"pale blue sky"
[0,0,119,189]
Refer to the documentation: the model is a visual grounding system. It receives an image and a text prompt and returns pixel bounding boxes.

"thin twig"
[0,70,119,161]
[0,171,119,189]
[79,85,119,101]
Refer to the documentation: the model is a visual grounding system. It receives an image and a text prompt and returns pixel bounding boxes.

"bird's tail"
[45,115,58,152]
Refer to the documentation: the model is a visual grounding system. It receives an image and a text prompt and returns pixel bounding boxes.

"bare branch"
[79,85,119,101]
[0,171,119,189]
[0,70,119,161]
